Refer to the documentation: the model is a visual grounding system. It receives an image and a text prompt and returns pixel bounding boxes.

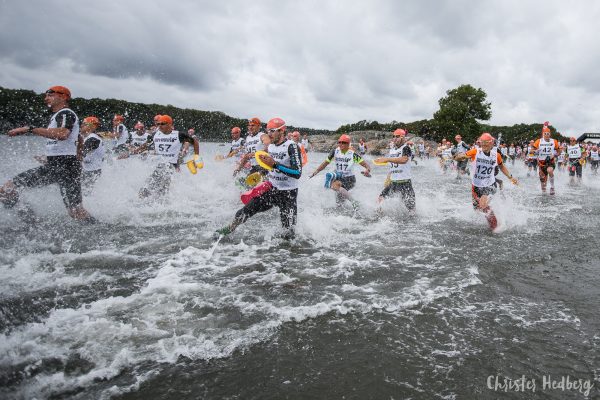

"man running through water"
[223,127,245,160]
[508,143,516,165]
[526,140,537,176]
[109,115,130,156]
[0,86,94,222]
[452,134,470,179]
[121,115,199,199]
[80,116,105,195]
[375,129,416,213]
[455,133,518,230]
[217,117,302,239]
[438,139,453,174]
[566,136,586,184]
[533,126,560,194]
[309,134,371,208]
[589,145,599,174]
[357,138,368,156]
[290,131,308,166]
[128,121,150,154]
[301,134,313,152]
[233,117,271,181]
[233,118,271,175]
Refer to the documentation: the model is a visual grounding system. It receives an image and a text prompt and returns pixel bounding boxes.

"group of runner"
[0,85,595,236]
[0,86,202,222]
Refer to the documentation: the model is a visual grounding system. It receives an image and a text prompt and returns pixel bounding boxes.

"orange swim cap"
[248,117,261,126]
[46,85,71,99]
[266,117,286,131]
[83,116,100,126]
[338,134,351,143]
[156,115,173,125]
[479,132,495,142]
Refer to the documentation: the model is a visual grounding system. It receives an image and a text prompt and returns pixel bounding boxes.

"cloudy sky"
[1,0,600,133]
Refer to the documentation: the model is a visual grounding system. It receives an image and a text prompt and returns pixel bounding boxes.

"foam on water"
[1,137,599,398]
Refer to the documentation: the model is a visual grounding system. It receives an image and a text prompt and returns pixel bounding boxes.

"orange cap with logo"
[83,116,100,126]
[157,115,173,125]
[266,117,286,131]
[113,115,125,122]
[47,86,71,99]
[479,132,495,142]
[393,129,406,136]
[338,134,351,143]
[248,117,261,126]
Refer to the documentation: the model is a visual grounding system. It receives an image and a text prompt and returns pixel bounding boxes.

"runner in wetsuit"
[224,127,245,159]
[375,129,416,212]
[290,131,308,166]
[589,145,599,174]
[0,85,94,221]
[233,117,271,177]
[525,140,537,176]
[217,117,302,239]
[121,115,199,199]
[109,115,130,156]
[532,126,560,194]
[452,134,471,179]
[80,116,105,195]
[566,137,586,184]
[309,134,371,207]
[454,132,518,230]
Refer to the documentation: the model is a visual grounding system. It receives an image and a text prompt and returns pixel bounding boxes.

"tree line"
[337,84,568,144]
[0,85,568,144]
[0,87,333,140]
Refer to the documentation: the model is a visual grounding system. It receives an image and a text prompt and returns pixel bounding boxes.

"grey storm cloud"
[0,0,230,90]
[2,0,600,132]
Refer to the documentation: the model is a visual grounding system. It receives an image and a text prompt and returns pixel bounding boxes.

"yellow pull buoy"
[245,172,263,187]
[254,150,273,170]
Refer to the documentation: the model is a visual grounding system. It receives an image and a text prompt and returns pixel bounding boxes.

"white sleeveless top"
[153,130,183,164]
[131,131,150,146]
[267,140,300,190]
[45,108,79,157]
[245,132,267,166]
[537,138,556,160]
[389,144,411,181]
[567,144,582,159]
[114,123,130,146]
[332,148,358,177]
[82,133,105,172]
[231,137,245,159]
[471,147,498,188]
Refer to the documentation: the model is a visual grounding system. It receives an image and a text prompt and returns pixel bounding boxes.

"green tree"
[0,87,333,139]
[433,84,492,141]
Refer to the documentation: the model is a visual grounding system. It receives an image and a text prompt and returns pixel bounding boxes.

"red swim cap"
[479,132,495,142]
[266,117,286,131]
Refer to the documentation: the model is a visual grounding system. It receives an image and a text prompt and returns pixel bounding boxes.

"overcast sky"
[1,0,600,134]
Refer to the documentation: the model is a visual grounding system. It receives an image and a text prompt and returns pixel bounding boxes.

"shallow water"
[0,136,599,399]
